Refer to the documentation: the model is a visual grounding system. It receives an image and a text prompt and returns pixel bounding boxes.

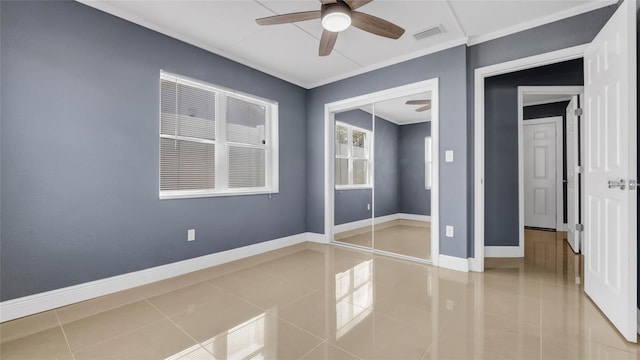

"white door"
[566,96,580,253]
[583,0,637,343]
[523,120,557,229]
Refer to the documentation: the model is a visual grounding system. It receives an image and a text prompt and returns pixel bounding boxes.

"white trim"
[324,79,440,266]
[334,213,432,233]
[398,213,432,222]
[473,45,587,272]
[466,0,617,46]
[438,254,470,272]
[468,257,483,272]
[0,233,312,322]
[637,308,640,335]
[304,232,329,244]
[485,246,523,258]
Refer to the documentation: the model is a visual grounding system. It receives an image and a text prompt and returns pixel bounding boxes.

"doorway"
[518,86,584,255]
[324,79,440,264]
[473,0,637,340]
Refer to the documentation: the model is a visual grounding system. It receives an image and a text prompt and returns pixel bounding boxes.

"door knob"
[608,179,626,190]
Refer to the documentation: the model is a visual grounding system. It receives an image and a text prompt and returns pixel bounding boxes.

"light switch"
[446,225,454,237]
[445,150,454,163]
[187,229,195,241]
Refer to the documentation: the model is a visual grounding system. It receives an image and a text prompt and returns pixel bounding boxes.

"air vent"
[412,25,445,41]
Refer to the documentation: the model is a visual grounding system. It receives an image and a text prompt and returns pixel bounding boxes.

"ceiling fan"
[255,0,405,56]
[406,99,431,112]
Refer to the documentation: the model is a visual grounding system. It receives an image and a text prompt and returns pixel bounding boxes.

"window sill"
[335,186,373,190]
[160,188,279,200]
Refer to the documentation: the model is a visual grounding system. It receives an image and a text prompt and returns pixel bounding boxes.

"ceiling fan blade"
[405,100,430,105]
[319,30,338,56]
[343,0,372,10]
[256,11,321,25]
[416,105,431,112]
[319,0,337,4]
[351,11,405,39]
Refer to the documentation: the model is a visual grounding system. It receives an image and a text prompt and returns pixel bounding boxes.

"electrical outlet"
[445,150,454,163]
[187,229,195,242]
[446,226,454,237]
[367,203,371,210]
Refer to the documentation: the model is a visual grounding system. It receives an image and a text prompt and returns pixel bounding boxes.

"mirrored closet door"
[332,92,434,262]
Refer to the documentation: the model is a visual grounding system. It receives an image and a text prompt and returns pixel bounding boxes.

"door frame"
[517,86,584,245]
[472,45,587,271]
[324,78,440,265]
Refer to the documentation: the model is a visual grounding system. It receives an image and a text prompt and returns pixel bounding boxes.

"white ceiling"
[79,0,616,89]
[361,92,432,125]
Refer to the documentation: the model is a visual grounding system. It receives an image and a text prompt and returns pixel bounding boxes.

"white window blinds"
[160,72,278,199]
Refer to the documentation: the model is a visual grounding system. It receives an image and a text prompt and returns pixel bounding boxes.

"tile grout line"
[142,299,209,355]
[295,340,324,360]
[53,310,77,360]
[60,303,170,355]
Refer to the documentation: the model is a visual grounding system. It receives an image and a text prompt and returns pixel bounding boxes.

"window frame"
[159,71,279,200]
[425,136,433,190]
[334,121,372,190]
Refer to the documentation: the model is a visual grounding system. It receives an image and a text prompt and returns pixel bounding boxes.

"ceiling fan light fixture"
[321,5,351,32]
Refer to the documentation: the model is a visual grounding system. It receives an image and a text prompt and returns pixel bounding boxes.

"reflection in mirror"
[333,109,374,248]
[369,92,433,260]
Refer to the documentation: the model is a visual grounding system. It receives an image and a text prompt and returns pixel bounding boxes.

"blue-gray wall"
[0,0,307,301]
[399,122,431,216]
[307,45,469,258]
[524,100,572,224]
[484,59,583,247]
[466,4,618,254]
[374,117,400,218]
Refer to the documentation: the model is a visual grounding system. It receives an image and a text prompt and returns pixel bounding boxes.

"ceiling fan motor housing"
[321,1,352,32]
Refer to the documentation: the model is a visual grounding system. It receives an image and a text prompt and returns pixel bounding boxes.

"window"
[335,122,372,189]
[160,71,278,199]
[425,136,432,189]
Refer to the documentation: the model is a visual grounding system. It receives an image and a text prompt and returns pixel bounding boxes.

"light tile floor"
[335,220,431,260]
[1,230,638,359]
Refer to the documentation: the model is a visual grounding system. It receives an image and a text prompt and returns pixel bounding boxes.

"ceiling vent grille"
[412,25,445,41]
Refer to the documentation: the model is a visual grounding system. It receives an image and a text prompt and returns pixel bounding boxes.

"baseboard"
[485,246,524,258]
[397,213,431,222]
[334,218,377,233]
[334,213,431,233]
[438,254,470,272]
[305,232,328,244]
[0,233,310,322]
[468,257,483,272]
